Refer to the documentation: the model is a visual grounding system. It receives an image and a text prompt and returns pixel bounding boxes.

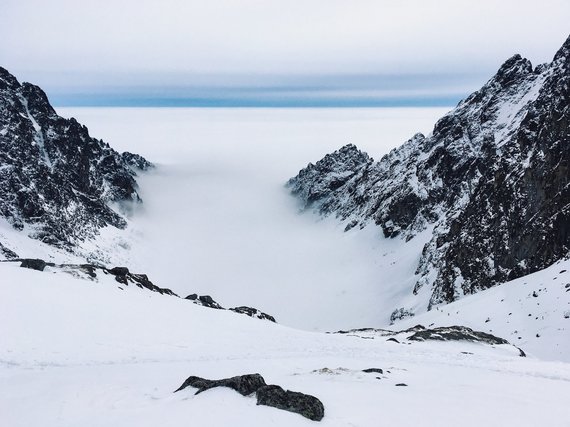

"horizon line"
[51,95,462,108]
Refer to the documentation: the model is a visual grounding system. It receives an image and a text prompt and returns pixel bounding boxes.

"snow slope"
[395,257,570,362]
[1,262,570,427]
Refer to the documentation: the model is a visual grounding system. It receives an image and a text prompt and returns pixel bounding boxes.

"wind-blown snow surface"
[2,262,570,427]
[55,107,448,331]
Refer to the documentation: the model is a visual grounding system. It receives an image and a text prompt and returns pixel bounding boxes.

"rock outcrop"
[175,373,324,421]
[288,35,570,311]
[185,293,277,322]
[407,326,509,345]
[4,258,178,296]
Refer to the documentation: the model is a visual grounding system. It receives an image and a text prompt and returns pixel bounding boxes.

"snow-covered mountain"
[0,67,151,257]
[288,35,570,315]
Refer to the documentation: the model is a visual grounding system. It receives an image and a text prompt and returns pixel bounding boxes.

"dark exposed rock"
[386,337,400,343]
[407,326,509,345]
[20,258,47,271]
[103,265,176,295]
[288,35,570,312]
[175,373,325,421]
[0,66,152,249]
[229,306,276,322]
[395,383,408,387]
[185,293,277,321]
[198,295,223,309]
[175,373,266,396]
[256,384,325,422]
[185,294,224,309]
[333,325,425,337]
[109,266,130,276]
[362,368,383,374]
[5,258,177,296]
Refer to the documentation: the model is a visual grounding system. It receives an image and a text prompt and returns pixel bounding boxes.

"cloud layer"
[2,0,569,105]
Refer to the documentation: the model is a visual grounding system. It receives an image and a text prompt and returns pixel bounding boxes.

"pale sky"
[1,0,569,106]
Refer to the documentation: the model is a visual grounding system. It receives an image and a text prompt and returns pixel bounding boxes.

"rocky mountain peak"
[0,67,20,90]
[493,54,533,86]
[288,34,570,316]
[0,67,153,254]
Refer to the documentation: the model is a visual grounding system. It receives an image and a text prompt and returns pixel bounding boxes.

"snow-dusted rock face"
[288,35,570,310]
[0,67,152,250]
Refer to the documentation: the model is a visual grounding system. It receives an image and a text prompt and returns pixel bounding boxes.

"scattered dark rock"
[6,259,177,296]
[532,291,539,298]
[185,293,276,321]
[362,368,383,374]
[257,384,325,422]
[517,347,527,357]
[407,326,509,345]
[395,383,408,387]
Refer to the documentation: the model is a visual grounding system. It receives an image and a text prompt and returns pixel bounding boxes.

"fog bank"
[59,107,447,330]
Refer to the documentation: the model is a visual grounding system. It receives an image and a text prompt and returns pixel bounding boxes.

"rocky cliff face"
[0,67,152,252]
[288,35,570,311]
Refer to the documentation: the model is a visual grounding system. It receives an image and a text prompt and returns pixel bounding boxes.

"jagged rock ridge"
[288,35,570,311]
[0,66,152,250]
[4,258,277,322]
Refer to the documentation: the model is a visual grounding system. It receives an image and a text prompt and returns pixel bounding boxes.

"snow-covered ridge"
[0,66,152,255]
[288,35,570,314]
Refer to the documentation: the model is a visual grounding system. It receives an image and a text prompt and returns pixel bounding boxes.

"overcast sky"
[1,0,569,106]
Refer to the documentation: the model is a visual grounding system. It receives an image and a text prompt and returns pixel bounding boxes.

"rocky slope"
[288,35,570,312]
[0,67,152,255]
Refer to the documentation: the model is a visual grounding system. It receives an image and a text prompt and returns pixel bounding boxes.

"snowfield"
[396,257,570,363]
[1,262,570,427]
